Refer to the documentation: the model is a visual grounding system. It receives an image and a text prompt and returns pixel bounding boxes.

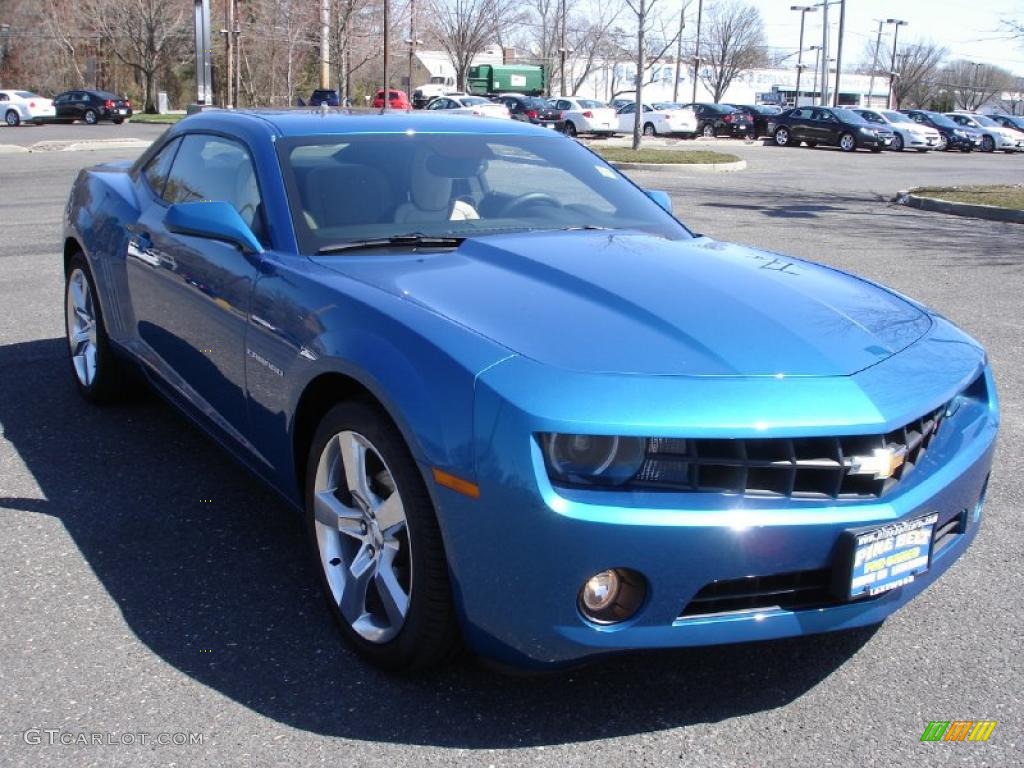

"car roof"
[170,109,543,138]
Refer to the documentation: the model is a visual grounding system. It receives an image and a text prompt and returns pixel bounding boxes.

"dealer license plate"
[846,513,937,598]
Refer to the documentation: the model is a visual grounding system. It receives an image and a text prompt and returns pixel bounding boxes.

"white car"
[424,95,511,119]
[549,97,618,137]
[616,102,698,137]
[851,108,942,152]
[0,90,55,126]
[945,112,1024,153]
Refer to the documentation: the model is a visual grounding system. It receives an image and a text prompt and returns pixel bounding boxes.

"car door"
[52,92,72,120]
[811,109,840,144]
[125,132,267,441]
[617,103,636,132]
[785,107,810,140]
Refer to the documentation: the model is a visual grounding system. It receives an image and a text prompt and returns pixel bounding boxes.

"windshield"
[971,115,998,127]
[278,133,690,254]
[15,91,38,99]
[653,102,685,111]
[881,110,912,124]
[857,110,886,124]
[461,97,489,106]
[833,108,870,125]
[522,97,549,109]
[925,112,957,128]
[577,99,607,109]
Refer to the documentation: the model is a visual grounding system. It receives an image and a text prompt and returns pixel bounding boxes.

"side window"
[163,134,266,242]
[0,93,8,101]
[142,138,181,199]
[557,100,572,111]
[619,103,634,114]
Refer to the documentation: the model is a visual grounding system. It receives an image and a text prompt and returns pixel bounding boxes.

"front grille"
[680,568,838,618]
[632,404,946,500]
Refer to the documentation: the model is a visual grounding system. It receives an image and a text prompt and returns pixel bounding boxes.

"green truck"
[467,64,546,97]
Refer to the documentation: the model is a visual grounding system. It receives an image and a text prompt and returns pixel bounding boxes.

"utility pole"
[320,0,330,90]
[223,0,233,107]
[234,1,241,107]
[691,0,703,103]
[831,0,845,106]
[809,44,821,103]
[819,0,829,106]
[673,1,687,103]
[382,0,390,107]
[866,19,884,108]
[559,0,567,96]
[407,0,416,93]
[790,6,817,107]
[886,19,907,109]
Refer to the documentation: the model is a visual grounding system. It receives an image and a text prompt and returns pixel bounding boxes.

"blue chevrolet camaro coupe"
[62,110,998,671]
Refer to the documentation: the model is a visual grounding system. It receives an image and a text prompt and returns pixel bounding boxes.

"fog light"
[578,568,646,624]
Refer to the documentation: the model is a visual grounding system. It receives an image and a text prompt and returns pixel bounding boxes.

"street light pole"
[559,0,567,95]
[407,0,416,93]
[673,1,687,102]
[886,18,907,109]
[819,0,829,106]
[224,0,233,107]
[691,0,703,103]
[809,44,821,103]
[319,0,330,90]
[866,19,884,108]
[790,6,817,107]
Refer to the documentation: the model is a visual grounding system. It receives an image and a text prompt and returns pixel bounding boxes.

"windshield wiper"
[317,234,466,254]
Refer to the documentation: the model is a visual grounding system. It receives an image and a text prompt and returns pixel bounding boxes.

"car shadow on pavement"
[0,337,877,748]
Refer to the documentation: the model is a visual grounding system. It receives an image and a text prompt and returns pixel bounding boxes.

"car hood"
[318,232,931,377]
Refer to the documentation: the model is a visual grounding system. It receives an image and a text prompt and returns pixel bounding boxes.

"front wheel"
[980,135,995,153]
[774,127,791,147]
[891,133,904,152]
[839,132,856,152]
[112,118,124,125]
[5,109,20,127]
[643,122,656,137]
[83,109,98,125]
[306,401,459,672]
[64,253,132,402]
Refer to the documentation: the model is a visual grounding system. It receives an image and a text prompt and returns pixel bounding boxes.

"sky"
[753,0,1024,74]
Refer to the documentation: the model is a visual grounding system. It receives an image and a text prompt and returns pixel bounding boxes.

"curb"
[611,159,747,173]
[0,144,30,154]
[896,189,1024,224]
[9,138,153,153]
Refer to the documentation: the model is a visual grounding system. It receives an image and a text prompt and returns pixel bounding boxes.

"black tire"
[643,122,656,137]
[84,109,98,125]
[702,123,715,138]
[916,148,929,153]
[113,118,124,125]
[891,133,904,152]
[774,127,791,147]
[304,401,460,672]
[804,141,818,148]
[839,132,857,152]
[64,252,132,403]
[870,147,883,153]
[562,121,577,137]
[5,109,21,126]
[980,135,995,153]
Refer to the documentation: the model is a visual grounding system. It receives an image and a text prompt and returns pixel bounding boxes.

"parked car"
[423,94,510,119]
[371,89,412,110]
[51,90,132,124]
[411,75,457,109]
[616,102,697,137]
[494,94,562,128]
[850,108,942,152]
[986,113,1024,137]
[945,112,1024,153]
[548,97,618,137]
[724,104,782,139]
[63,110,998,672]
[899,109,981,152]
[770,106,893,152]
[308,89,341,107]
[678,102,753,138]
[0,90,55,126]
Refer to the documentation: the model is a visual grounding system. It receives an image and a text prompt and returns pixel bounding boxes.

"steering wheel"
[499,192,563,217]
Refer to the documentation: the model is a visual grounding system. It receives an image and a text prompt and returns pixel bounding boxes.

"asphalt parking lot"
[1,132,1021,767]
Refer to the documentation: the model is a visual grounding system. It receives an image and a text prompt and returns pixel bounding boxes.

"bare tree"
[621,0,682,148]
[941,59,1015,111]
[568,1,624,95]
[697,0,766,102]
[869,39,947,109]
[430,0,520,90]
[81,0,190,112]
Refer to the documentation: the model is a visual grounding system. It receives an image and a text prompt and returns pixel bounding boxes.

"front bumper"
[448,324,998,667]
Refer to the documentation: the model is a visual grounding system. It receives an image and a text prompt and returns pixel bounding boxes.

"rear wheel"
[64,253,131,402]
[305,401,459,672]
[839,132,856,152]
[702,123,715,138]
[643,122,656,137]
[112,118,124,125]
[774,127,791,147]
[562,121,577,137]
[5,109,19,126]
[83,109,98,125]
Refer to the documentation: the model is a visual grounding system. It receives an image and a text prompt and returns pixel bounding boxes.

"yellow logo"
[849,447,907,480]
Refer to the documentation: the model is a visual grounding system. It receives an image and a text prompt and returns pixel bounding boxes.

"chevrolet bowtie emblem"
[848,446,908,480]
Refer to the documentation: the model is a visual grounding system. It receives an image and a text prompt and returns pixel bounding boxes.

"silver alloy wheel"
[840,133,855,151]
[5,110,18,126]
[313,430,411,643]
[66,268,98,387]
[775,128,789,146]
[703,124,715,138]
[892,133,904,151]
[84,110,97,125]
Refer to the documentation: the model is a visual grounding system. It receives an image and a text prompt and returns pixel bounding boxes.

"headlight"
[954,129,967,137]
[541,433,646,486]
[859,127,875,135]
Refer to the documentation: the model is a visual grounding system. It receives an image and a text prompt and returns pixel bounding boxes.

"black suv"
[52,90,133,124]
[770,106,893,152]
[678,102,753,138]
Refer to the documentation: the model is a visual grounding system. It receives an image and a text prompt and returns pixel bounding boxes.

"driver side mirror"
[646,189,673,213]
[164,201,264,255]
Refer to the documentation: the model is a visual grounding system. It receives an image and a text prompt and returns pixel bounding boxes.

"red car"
[371,89,411,110]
